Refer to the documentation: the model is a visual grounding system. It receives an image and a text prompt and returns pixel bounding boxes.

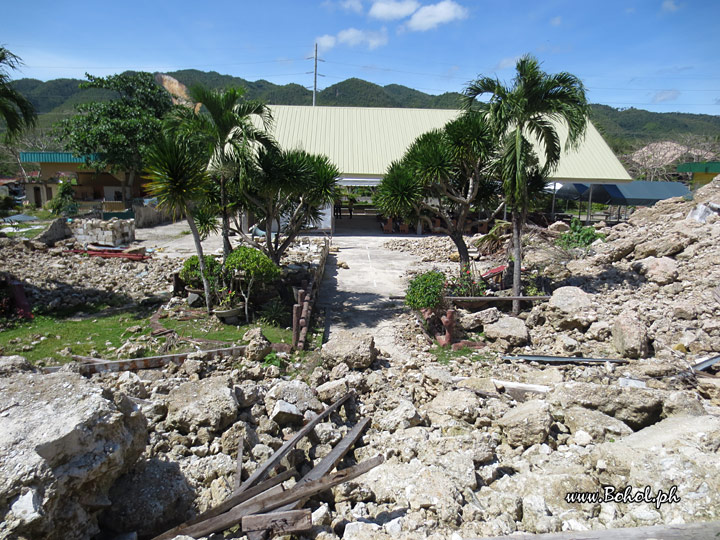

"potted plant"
[213,287,244,319]
[179,255,220,295]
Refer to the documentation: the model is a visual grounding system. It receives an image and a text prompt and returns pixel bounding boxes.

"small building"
[19,152,141,207]
[677,161,720,189]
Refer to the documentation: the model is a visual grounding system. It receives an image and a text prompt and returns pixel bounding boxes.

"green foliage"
[406,271,446,311]
[0,47,37,140]
[179,255,221,289]
[431,345,473,365]
[258,298,290,327]
[262,351,286,369]
[54,72,172,185]
[556,218,605,249]
[224,246,281,283]
[47,180,77,216]
[446,265,486,297]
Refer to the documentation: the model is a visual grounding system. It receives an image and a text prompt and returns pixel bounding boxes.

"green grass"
[431,345,474,365]
[0,307,153,364]
[4,225,45,240]
[161,316,292,344]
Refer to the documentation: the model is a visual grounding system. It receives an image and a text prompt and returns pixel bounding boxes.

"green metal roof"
[264,105,631,183]
[677,161,720,174]
[20,152,101,163]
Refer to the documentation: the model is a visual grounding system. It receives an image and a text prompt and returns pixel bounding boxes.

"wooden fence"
[292,238,330,350]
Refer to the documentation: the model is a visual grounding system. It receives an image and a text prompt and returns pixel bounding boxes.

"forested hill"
[10,70,720,148]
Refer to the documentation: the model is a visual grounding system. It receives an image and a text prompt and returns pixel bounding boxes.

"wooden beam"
[473,520,720,540]
[236,393,352,495]
[234,435,244,492]
[491,379,551,401]
[158,455,383,540]
[241,510,311,533]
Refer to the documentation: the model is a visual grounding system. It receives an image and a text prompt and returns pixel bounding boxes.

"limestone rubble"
[0,179,718,539]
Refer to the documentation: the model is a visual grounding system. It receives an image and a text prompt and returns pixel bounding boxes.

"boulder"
[423,389,481,427]
[560,406,633,443]
[0,355,37,377]
[590,416,720,524]
[243,328,272,362]
[321,330,378,370]
[548,221,570,233]
[101,458,195,538]
[269,400,304,425]
[484,316,529,346]
[0,372,147,540]
[457,307,500,331]
[546,286,597,331]
[633,234,691,259]
[264,379,322,416]
[497,400,552,447]
[219,421,260,457]
[315,378,348,403]
[376,400,422,432]
[612,310,651,359]
[166,377,238,433]
[631,256,678,285]
[35,218,72,246]
[549,382,663,430]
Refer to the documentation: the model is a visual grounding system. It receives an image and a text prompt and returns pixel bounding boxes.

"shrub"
[259,297,290,327]
[47,180,78,216]
[405,271,445,310]
[224,246,281,283]
[556,218,605,249]
[179,255,221,289]
[446,265,486,297]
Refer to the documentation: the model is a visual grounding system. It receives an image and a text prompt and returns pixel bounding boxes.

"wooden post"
[292,304,302,350]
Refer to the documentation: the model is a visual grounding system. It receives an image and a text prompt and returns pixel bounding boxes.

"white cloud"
[661,0,679,12]
[337,27,389,49]
[550,16,562,26]
[317,27,388,53]
[341,0,364,13]
[369,0,419,20]
[494,56,519,70]
[316,34,337,53]
[652,89,680,103]
[405,0,468,31]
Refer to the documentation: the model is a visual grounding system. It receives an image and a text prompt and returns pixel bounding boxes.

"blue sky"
[4,0,719,114]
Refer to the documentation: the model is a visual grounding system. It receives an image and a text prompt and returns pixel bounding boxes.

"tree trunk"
[511,210,522,315]
[450,231,470,266]
[120,177,129,209]
[186,213,213,314]
[220,176,231,261]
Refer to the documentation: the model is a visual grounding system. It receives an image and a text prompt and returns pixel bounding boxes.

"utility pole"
[307,43,324,106]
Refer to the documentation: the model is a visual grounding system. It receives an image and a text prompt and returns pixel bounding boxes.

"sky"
[4,0,719,115]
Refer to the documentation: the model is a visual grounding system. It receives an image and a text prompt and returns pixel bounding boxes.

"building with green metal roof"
[677,161,720,188]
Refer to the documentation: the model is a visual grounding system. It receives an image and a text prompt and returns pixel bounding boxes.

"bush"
[47,180,78,216]
[446,265,486,297]
[224,246,281,284]
[259,297,290,327]
[556,218,605,249]
[179,255,221,289]
[405,271,445,310]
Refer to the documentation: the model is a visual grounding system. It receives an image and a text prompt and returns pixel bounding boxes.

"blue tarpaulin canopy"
[554,181,689,206]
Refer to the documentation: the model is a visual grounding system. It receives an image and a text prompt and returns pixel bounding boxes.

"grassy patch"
[161,316,292,344]
[0,307,153,364]
[2,223,47,240]
[431,345,474,365]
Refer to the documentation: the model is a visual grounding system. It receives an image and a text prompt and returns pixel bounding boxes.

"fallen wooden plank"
[159,455,383,540]
[503,354,629,365]
[234,435,244,492]
[241,510,311,533]
[180,469,296,529]
[236,393,352,495]
[472,520,720,539]
[243,419,372,540]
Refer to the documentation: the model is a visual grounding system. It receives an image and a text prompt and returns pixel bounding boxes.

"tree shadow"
[555,265,645,294]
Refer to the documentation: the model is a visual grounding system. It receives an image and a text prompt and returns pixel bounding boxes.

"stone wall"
[133,205,172,228]
[70,218,135,247]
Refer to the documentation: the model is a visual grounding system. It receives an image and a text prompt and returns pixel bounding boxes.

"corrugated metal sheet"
[20,152,100,163]
[266,105,631,183]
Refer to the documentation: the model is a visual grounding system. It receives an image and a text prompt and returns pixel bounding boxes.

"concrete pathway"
[317,219,422,356]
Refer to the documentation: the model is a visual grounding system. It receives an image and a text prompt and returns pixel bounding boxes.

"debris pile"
[0,237,175,310]
[70,217,135,247]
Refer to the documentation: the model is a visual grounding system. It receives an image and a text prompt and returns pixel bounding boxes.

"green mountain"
[8,70,720,149]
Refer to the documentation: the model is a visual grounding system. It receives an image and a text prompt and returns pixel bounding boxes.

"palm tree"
[168,86,273,261]
[144,131,214,313]
[0,47,36,140]
[375,111,499,265]
[463,55,590,313]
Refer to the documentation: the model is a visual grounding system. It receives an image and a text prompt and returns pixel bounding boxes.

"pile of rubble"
[2,319,720,539]
[70,218,135,247]
[518,178,720,361]
[0,236,177,311]
[383,236,468,262]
